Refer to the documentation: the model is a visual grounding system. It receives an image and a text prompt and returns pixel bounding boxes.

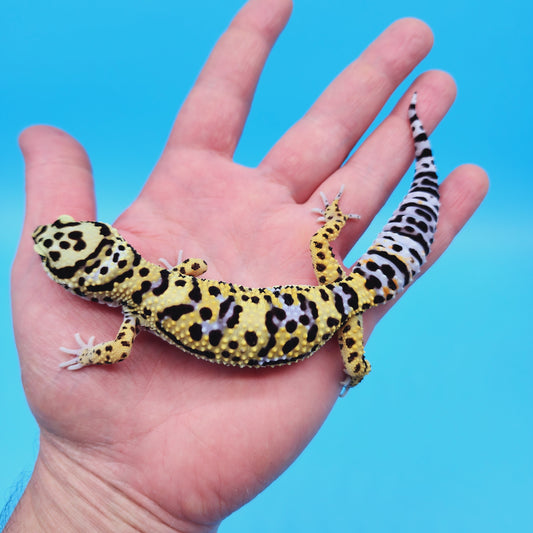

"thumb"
[19,125,96,233]
[14,125,96,276]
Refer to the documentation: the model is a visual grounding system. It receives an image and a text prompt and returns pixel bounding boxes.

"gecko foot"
[59,333,95,370]
[311,185,360,222]
[159,250,184,270]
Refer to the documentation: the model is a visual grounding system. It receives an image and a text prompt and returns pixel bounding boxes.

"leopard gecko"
[32,93,439,395]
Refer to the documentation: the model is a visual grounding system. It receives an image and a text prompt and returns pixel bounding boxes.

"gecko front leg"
[59,310,140,370]
[310,187,359,285]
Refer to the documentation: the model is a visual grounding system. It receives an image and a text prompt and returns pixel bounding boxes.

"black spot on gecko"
[199,307,212,321]
[257,335,277,360]
[188,282,202,302]
[380,263,395,279]
[345,338,355,348]
[409,247,423,265]
[158,304,194,321]
[265,311,279,335]
[244,331,258,346]
[299,315,310,325]
[327,317,339,328]
[132,280,152,304]
[285,320,298,333]
[226,305,243,328]
[282,294,294,306]
[96,223,112,237]
[297,294,308,310]
[340,283,359,309]
[334,293,347,315]
[307,324,318,343]
[189,323,203,341]
[282,337,299,354]
[308,301,319,320]
[366,261,378,271]
[209,330,222,346]
[152,270,169,296]
[272,307,287,321]
[218,296,234,319]
[208,286,221,297]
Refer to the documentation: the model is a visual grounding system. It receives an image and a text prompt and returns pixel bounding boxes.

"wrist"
[5,434,218,533]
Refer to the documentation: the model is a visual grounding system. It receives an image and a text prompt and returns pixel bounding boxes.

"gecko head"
[32,215,129,293]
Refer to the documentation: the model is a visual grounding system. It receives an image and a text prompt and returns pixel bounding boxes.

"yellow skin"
[9,1,488,531]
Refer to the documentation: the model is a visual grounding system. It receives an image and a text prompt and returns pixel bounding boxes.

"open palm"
[11,0,487,531]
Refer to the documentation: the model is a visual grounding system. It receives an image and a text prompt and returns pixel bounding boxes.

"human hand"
[10,0,487,530]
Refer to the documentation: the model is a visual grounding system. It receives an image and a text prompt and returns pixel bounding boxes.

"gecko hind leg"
[310,186,359,285]
[337,313,371,396]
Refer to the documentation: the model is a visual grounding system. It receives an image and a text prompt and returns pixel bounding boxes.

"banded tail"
[351,92,440,305]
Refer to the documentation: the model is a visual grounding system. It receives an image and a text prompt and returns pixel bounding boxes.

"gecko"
[32,93,439,395]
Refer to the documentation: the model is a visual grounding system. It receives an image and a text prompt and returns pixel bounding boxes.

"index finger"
[164,0,292,158]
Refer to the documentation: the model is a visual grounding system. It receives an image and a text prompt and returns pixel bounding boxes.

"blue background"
[1,1,532,531]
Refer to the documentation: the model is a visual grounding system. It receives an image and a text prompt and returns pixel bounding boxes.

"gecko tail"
[351,92,440,305]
